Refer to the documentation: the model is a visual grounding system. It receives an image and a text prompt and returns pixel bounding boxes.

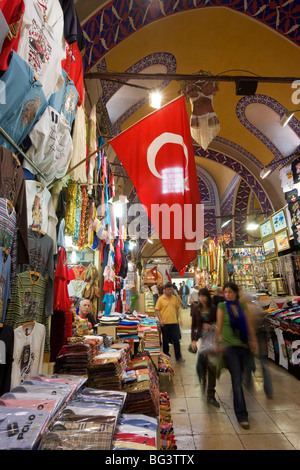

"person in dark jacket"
[191,287,219,407]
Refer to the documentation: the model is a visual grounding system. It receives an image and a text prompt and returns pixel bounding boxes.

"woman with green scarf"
[215,282,258,430]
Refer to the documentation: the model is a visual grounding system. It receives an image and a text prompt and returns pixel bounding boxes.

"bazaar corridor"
[159,307,300,451]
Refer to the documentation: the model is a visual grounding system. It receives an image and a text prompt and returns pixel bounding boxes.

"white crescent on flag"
[147,132,189,179]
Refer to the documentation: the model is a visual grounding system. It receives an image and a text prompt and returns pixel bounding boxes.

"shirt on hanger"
[48,68,79,128]
[0,147,29,265]
[0,324,14,396]
[24,106,73,186]
[0,51,48,152]
[0,248,12,324]
[17,0,65,99]
[10,321,46,390]
[25,180,58,252]
[0,0,25,70]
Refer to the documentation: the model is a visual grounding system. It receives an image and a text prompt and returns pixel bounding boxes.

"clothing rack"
[0,126,46,179]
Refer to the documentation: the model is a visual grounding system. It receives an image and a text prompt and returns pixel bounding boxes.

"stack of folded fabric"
[158,353,174,376]
[88,351,124,390]
[122,353,159,417]
[159,392,177,450]
[113,413,158,450]
[38,388,127,450]
[98,315,120,327]
[54,337,96,376]
[117,317,140,340]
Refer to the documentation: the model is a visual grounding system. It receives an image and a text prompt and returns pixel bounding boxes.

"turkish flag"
[109,96,203,271]
[151,266,158,281]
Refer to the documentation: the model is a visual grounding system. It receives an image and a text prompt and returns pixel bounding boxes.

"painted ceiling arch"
[82,1,300,72]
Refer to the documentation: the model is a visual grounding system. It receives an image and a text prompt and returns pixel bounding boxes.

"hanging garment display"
[0,324,14,395]
[0,147,29,266]
[16,0,65,100]
[17,227,54,317]
[5,271,50,353]
[0,248,12,324]
[0,51,48,152]
[0,10,10,53]
[53,247,71,312]
[184,76,220,150]
[10,321,46,389]
[25,180,58,250]
[23,105,73,185]
[48,68,79,128]
[58,0,85,50]
[0,0,25,70]
[68,106,87,183]
[61,41,84,107]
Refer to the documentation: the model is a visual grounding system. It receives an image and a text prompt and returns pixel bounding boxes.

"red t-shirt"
[61,41,84,106]
[0,0,24,70]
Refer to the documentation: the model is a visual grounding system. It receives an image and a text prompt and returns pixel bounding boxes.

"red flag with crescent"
[109,96,203,272]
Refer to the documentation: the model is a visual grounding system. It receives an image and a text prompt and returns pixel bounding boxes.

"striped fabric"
[5,271,50,353]
[0,198,17,283]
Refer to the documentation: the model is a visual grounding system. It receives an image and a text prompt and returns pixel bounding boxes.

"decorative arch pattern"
[82,1,300,72]
[236,94,300,167]
[194,146,273,213]
[234,178,251,241]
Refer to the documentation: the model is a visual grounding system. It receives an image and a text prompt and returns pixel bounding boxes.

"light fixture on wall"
[220,217,233,228]
[259,149,300,179]
[149,89,162,109]
[279,109,300,127]
[109,184,128,218]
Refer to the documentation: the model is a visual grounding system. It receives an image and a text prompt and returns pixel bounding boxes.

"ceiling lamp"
[147,238,153,244]
[109,184,129,218]
[246,219,259,231]
[220,217,233,228]
[149,90,162,109]
[279,109,300,127]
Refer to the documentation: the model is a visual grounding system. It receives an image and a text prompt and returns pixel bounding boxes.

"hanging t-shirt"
[10,321,46,389]
[0,324,14,396]
[48,68,79,127]
[17,0,65,99]
[24,106,73,185]
[103,279,115,294]
[61,41,84,107]
[102,293,115,316]
[292,157,300,185]
[53,248,71,312]
[0,0,25,70]
[17,228,54,317]
[0,51,48,152]
[0,147,29,266]
[0,248,12,324]
[25,180,58,251]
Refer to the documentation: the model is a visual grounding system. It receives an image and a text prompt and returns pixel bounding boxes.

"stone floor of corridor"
[158,307,300,450]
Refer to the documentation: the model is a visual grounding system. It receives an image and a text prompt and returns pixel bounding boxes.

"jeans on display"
[161,323,182,360]
[225,346,251,423]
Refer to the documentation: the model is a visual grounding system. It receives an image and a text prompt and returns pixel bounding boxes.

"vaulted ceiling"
[75,1,300,263]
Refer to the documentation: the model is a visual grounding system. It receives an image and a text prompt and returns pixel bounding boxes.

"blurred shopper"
[240,292,273,399]
[179,281,189,308]
[189,284,199,316]
[155,282,185,362]
[215,282,258,429]
[191,287,219,407]
[212,286,225,307]
[151,282,159,306]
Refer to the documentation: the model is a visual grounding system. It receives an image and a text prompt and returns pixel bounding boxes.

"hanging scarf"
[225,299,249,344]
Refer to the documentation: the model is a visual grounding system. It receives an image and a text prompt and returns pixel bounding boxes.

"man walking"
[155,282,185,362]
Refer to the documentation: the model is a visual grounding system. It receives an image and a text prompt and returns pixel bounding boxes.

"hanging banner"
[110,96,203,271]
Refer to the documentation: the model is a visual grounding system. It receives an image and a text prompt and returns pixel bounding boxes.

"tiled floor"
[159,308,300,450]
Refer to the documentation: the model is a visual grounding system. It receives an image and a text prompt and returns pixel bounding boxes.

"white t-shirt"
[25,180,58,252]
[24,106,73,185]
[17,0,65,99]
[11,322,46,390]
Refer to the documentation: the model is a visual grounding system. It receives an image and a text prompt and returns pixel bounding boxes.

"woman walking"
[215,282,258,429]
[191,287,219,407]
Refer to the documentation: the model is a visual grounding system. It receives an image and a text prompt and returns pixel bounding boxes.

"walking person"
[181,281,189,309]
[191,287,219,407]
[151,282,159,306]
[189,284,199,316]
[155,282,185,362]
[215,282,258,430]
